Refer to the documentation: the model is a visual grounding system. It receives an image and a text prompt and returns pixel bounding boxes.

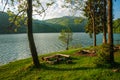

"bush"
[94,44,112,67]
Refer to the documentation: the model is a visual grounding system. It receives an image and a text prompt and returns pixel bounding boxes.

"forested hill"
[0,12,86,34]
[0,12,26,34]
[44,16,87,32]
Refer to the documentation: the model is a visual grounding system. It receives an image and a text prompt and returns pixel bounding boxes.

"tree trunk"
[92,12,96,46]
[107,0,114,63]
[66,34,69,50]
[103,27,107,44]
[93,21,96,46]
[27,0,40,67]
[103,0,107,44]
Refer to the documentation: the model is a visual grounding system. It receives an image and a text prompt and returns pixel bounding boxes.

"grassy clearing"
[0,48,120,80]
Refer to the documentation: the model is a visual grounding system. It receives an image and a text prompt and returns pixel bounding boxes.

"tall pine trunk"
[103,0,107,44]
[107,0,114,63]
[93,17,96,46]
[27,0,40,67]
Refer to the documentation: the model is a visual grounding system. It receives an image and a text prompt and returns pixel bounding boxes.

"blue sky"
[113,0,120,19]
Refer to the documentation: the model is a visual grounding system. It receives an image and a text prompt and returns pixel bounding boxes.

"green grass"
[0,48,120,80]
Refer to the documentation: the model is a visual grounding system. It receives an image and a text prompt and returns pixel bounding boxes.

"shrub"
[94,44,112,67]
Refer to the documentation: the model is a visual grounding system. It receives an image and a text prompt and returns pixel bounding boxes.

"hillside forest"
[0,11,120,34]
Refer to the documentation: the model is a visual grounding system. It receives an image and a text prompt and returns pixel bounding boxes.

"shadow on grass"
[113,62,120,68]
[93,61,120,69]
[22,62,120,73]
[38,61,120,71]
[39,63,96,71]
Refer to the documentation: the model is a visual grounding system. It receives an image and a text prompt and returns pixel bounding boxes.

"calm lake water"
[0,33,120,65]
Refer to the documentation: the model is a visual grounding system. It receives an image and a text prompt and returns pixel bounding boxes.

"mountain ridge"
[0,12,86,34]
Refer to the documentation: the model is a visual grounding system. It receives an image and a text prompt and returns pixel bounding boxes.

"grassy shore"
[0,48,120,80]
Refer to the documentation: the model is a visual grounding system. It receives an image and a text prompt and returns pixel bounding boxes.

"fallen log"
[42,54,72,64]
[42,54,70,61]
[42,55,56,61]
[55,54,70,58]
[112,69,120,72]
[79,50,96,54]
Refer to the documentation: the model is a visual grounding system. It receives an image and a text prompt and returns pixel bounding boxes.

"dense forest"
[0,12,86,34]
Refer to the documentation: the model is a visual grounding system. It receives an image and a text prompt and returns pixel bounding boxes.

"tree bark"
[103,0,107,44]
[107,0,114,63]
[93,17,96,46]
[66,33,69,50]
[92,11,96,46]
[27,0,40,67]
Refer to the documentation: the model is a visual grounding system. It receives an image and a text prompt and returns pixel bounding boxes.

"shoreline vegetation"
[0,45,120,80]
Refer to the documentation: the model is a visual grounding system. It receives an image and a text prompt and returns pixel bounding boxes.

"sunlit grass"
[0,48,120,80]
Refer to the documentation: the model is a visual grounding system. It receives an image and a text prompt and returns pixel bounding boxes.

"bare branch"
[9,9,26,27]
[3,0,9,12]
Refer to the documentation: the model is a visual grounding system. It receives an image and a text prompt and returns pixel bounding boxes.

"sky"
[33,0,87,20]
[113,0,120,19]
[36,0,120,20]
[0,0,120,20]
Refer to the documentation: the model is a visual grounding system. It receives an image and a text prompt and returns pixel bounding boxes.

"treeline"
[0,12,86,34]
[0,11,119,34]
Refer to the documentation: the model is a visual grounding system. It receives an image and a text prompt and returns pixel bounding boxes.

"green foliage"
[4,0,54,34]
[94,44,112,67]
[59,28,73,44]
[83,0,105,34]
[74,18,83,24]
[45,16,86,32]
[113,18,120,33]
[63,0,85,16]
[59,28,73,50]
[0,11,27,34]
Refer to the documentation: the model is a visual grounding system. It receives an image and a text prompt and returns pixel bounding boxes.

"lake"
[0,33,120,65]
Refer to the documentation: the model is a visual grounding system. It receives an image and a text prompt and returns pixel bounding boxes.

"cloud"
[43,0,70,19]
[35,0,69,19]
[35,0,83,20]
[0,0,88,20]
